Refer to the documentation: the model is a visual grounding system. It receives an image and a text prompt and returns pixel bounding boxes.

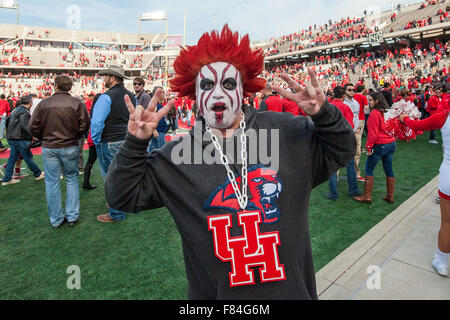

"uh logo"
[208,210,286,287]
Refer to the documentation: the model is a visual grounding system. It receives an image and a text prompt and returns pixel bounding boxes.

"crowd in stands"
[264,39,448,96]
[261,0,449,57]
[263,16,372,56]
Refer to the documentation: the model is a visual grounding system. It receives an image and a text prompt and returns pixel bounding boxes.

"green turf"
[0,131,443,299]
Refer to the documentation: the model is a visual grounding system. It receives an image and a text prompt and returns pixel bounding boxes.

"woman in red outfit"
[354,92,396,204]
[400,107,450,276]
[82,93,101,191]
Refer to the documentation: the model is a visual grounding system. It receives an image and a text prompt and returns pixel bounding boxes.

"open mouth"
[212,103,226,113]
[261,193,280,216]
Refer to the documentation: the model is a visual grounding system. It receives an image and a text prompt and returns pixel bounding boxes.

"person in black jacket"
[1,95,44,186]
[104,25,355,300]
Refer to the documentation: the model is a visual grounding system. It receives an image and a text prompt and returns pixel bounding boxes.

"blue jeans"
[147,132,165,154]
[365,142,396,177]
[96,140,126,221]
[2,140,42,182]
[42,146,80,227]
[328,158,360,200]
[0,115,6,139]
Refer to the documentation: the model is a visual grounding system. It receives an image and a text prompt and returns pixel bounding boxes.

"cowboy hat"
[98,65,129,79]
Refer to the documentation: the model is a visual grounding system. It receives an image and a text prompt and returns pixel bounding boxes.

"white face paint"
[195,62,243,129]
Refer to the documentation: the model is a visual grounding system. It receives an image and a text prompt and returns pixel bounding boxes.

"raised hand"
[124,88,173,140]
[272,67,326,116]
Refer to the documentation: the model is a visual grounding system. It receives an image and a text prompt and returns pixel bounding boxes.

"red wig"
[169,24,266,100]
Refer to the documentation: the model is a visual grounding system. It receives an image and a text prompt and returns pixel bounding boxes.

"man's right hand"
[124,88,173,140]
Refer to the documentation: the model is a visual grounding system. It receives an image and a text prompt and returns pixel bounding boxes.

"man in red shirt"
[0,94,11,151]
[327,86,361,201]
[259,84,283,112]
[353,85,368,181]
[282,97,307,116]
[427,85,445,144]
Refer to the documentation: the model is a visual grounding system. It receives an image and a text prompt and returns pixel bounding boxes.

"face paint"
[196,62,243,129]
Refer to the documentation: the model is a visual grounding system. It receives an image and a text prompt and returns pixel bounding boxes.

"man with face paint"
[105,25,356,299]
[196,62,243,131]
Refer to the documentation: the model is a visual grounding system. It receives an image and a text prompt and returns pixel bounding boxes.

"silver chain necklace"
[205,112,248,210]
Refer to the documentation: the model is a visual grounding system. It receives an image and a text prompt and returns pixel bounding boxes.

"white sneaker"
[1,179,20,186]
[35,172,45,181]
[432,256,448,276]
[435,196,440,204]
[429,139,439,144]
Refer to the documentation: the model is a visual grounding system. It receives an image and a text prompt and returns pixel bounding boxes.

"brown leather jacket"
[28,92,90,149]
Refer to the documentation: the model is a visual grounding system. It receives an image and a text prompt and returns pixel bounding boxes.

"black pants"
[424,111,436,140]
[364,113,370,137]
[430,129,436,141]
[169,117,177,131]
[86,146,97,166]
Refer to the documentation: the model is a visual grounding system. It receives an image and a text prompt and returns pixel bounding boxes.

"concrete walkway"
[316,175,450,300]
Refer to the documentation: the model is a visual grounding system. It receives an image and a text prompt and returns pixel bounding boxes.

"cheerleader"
[400,105,450,277]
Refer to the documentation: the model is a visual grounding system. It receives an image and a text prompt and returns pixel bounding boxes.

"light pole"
[0,0,19,25]
[137,11,168,87]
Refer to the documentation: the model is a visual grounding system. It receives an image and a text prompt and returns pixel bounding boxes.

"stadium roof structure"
[264,0,450,63]
[266,21,450,62]
[0,23,181,73]
[0,23,166,46]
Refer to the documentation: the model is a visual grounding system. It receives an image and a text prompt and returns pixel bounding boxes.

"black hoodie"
[105,101,356,300]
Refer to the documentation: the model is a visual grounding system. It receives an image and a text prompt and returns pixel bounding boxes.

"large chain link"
[206,112,248,210]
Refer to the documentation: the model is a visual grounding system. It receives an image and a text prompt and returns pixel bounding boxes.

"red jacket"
[366,109,395,152]
[353,93,367,121]
[331,99,354,128]
[427,95,441,115]
[437,94,450,113]
[0,99,10,115]
[282,98,306,116]
[261,95,283,112]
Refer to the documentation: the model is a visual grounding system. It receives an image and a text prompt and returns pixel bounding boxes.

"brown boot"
[383,177,395,204]
[353,176,374,203]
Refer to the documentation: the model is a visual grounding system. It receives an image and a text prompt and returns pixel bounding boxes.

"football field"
[0,132,443,299]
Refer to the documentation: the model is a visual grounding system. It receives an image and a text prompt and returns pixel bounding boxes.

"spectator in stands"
[29,75,90,228]
[0,94,10,151]
[147,86,168,154]
[354,91,396,204]
[133,77,151,108]
[327,86,361,201]
[90,65,136,223]
[259,83,283,112]
[2,95,44,186]
[353,85,369,181]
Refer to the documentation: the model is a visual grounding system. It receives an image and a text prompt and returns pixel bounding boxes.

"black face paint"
[222,78,237,91]
[200,78,215,91]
